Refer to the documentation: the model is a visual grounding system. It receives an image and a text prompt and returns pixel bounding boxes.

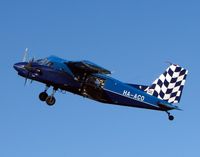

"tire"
[46,96,56,106]
[169,115,174,121]
[39,92,48,101]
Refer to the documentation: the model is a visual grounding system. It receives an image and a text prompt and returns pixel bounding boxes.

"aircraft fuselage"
[13,61,175,112]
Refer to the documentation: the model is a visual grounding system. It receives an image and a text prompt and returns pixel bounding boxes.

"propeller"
[22,48,41,85]
[24,57,35,86]
[24,57,34,71]
[22,48,35,85]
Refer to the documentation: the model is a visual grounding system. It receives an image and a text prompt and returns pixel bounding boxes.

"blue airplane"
[13,49,188,120]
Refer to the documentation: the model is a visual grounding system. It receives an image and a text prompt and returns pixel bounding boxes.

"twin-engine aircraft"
[13,49,188,120]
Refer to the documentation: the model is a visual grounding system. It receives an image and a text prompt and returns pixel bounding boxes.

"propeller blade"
[24,72,30,86]
[24,76,28,86]
[24,78,28,86]
[23,48,29,62]
[24,57,34,71]
[31,57,35,63]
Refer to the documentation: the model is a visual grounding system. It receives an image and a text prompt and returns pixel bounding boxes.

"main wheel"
[46,96,56,106]
[168,115,174,121]
[39,92,48,101]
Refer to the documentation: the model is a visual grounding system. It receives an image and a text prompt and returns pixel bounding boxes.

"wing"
[66,60,111,75]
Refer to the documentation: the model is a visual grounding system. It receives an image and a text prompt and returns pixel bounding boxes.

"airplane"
[13,49,188,121]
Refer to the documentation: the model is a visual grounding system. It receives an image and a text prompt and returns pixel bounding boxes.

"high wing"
[66,60,111,75]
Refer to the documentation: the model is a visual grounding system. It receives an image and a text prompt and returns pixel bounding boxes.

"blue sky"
[1,0,199,156]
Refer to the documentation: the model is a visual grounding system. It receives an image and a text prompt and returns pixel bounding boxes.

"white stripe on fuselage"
[103,88,159,108]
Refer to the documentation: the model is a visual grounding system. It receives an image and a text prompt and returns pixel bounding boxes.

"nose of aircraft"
[13,62,26,72]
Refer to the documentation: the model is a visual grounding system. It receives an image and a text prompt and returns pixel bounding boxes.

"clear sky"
[0,0,199,156]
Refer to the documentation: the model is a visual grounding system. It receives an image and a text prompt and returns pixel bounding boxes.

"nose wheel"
[39,86,57,106]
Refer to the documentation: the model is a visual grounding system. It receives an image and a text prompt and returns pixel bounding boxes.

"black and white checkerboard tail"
[145,64,188,104]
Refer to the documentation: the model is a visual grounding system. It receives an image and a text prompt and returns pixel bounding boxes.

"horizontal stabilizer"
[157,101,181,110]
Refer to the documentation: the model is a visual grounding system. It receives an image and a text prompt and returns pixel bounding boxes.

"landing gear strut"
[166,111,174,121]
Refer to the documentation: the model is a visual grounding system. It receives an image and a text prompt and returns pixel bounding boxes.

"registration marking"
[123,90,145,102]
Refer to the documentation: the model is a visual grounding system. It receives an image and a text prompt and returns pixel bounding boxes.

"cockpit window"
[46,62,54,67]
[36,58,53,67]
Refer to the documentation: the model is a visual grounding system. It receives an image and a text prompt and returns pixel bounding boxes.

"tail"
[145,64,188,104]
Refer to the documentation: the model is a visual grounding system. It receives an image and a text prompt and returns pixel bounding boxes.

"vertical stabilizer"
[145,64,188,103]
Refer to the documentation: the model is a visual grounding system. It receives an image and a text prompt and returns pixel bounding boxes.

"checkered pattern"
[145,64,188,103]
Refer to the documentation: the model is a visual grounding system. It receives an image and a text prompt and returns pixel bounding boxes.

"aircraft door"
[83,75,106,101]
[87,76,104,88]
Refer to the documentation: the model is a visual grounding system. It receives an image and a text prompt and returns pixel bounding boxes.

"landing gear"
[39,85,49,101]
[46,96,56,106]
[169,115,174,121]
[166,111,174,121]
[45,88,57,106]
[39,92,48,101]
[39,85,57,106]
